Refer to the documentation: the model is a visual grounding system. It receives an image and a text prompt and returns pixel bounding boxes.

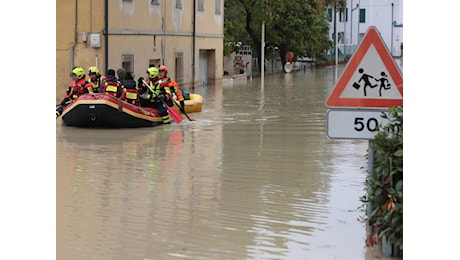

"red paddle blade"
[167,106,184,124]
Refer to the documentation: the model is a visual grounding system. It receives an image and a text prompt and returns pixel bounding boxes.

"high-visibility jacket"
[121,88,140,105]
[86,79,101,93]
[144,79,171,102]
[101,77,122,98]
[65,78,92,100]
[160,76,184,101]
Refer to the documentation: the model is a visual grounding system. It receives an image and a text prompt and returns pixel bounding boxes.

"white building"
[327,0,403,57]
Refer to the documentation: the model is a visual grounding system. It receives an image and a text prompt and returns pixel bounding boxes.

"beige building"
[56,0,224,102]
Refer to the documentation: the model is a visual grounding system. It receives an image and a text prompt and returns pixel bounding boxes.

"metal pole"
[357,0,360,43]
[367,140,374,240]
[104,0,108,73]
[335,5,338,82]
[192,0,196,90]
[344,5,347,57]
[261,22,265,86]
[350,0,354,46]
[391,3,394,57]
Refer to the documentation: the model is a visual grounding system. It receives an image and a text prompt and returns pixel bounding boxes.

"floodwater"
[56,62,403,259]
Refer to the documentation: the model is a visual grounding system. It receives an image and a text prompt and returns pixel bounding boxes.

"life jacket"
[122,88,140,105]
[145,79,171,102]
[103,80,122,97]
[67,78,89,100]
[161,77,184,101]
[89,79,101,92]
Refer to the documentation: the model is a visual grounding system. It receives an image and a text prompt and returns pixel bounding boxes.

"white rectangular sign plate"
[327,109,391,139]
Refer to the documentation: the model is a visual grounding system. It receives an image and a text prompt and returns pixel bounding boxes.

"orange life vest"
[121,88,140,105]
[67,78,89,100]
[103,81,122,97]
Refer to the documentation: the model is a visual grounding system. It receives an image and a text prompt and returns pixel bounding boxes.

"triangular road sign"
[325,26,403,109]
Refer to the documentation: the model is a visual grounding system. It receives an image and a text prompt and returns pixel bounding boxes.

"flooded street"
[56,64,399,259]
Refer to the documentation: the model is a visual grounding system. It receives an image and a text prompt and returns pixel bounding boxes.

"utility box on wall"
[90,34,101,48]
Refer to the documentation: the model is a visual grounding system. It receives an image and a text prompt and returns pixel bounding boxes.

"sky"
[2,1,459,259]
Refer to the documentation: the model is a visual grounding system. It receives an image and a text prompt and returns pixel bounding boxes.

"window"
[122,54,134,74]
[151,0,159,5]
[215,0,221,14]
[338,32,344,44]
[339,8,348,22]
[175,53,183,85]
[327,8,332,22]
[198,0,204,11]
[176,0,182,9]
[359,8,366,23]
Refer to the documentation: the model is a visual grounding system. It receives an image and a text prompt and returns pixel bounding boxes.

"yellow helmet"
[72,67,85,79]
[88,66,100,76]
[147,67,159,78]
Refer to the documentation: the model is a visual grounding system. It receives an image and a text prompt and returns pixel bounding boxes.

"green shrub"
[361,106,403,252]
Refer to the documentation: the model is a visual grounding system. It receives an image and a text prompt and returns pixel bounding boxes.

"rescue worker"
[120,72,140,106]
[158,65,186,113]
[101,69,123,98]
[139,67,172,124]
[56,66,93,118]
[86,66,102,93]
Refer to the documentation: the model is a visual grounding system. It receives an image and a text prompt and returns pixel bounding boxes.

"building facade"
[56,0,224,102]
[327,0,403,57]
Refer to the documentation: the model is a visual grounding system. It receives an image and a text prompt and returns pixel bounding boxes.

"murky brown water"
[57,64,401,259]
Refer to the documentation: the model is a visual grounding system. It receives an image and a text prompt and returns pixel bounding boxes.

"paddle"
[142,80,183,124]
[172,99,196,121]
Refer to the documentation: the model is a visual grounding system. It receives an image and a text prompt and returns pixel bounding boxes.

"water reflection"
[57,66,381,259]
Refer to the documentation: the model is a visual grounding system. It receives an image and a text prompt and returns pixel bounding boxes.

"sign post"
[325,27,403,257]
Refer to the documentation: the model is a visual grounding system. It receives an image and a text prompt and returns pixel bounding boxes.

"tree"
[224,0,333,71]
[224,1,249,56]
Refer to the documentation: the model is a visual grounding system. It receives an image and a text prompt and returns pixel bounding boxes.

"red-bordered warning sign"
[325,27,403,109]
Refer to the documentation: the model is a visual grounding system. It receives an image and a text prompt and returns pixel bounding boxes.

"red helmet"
[159,65,168,75]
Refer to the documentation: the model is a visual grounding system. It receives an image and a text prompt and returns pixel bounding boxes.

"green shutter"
[359,9,366,23]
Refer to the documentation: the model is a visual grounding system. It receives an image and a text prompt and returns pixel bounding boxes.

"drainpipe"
[192,0,196,90]
[70,0,78,74]
[104,0,109,73]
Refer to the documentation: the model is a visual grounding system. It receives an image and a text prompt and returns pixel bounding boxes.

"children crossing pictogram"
[325,27,403,109]
[376,72,391,97]
[352,69,392,97]
[354,68,377,96]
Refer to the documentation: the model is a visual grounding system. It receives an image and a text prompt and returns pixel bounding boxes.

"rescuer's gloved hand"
[140,92,149,100]
[137,77,145,88]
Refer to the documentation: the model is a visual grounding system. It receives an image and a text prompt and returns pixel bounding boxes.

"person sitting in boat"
[56,66,92,118]
[117,68,127,81]
[158,65,185,113]
[86,66,102,93]
[120,72,140,106]
[139,67,172,124]
[100,69,123,98]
